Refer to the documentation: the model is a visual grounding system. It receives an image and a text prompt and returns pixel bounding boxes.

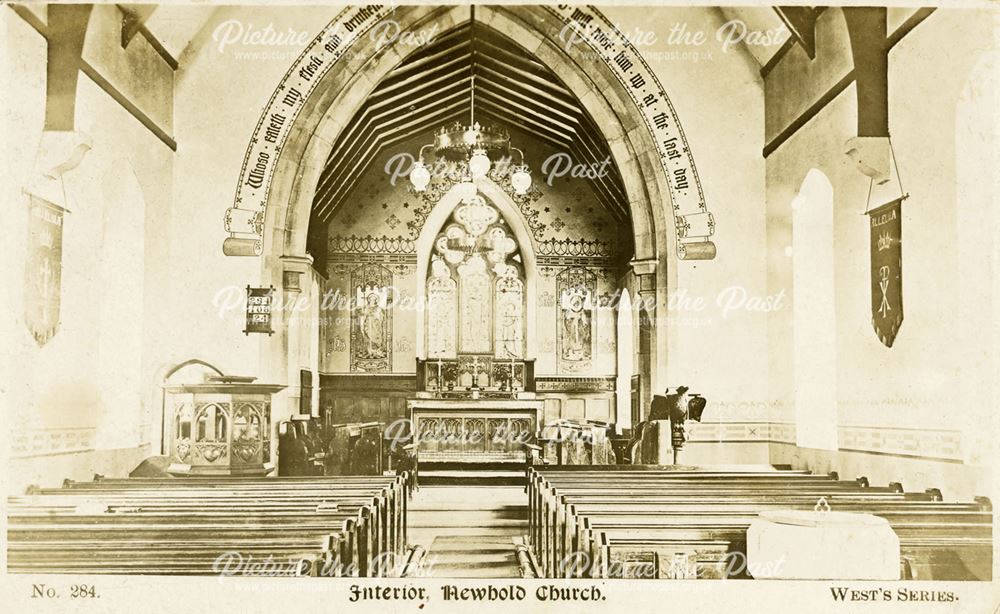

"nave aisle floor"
[408,485,528,578]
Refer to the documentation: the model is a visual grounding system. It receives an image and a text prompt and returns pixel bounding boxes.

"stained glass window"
[425,195,525,358]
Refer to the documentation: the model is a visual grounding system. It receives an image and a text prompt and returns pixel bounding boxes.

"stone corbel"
[23,130,93,207]
[629,258,658,312]
[630,258,657,290]
[845,136,892,185]
[280,254,314,294]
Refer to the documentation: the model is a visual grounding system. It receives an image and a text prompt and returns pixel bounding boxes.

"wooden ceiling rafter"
[310,20,631,232]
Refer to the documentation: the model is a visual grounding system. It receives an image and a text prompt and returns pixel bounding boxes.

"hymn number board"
[244,286,275,335]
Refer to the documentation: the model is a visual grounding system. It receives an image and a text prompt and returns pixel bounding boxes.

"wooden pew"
[536,476,989,584]
[538,493,922,576]
[529,470,911,561]
[20,489,401,569]
[16,503,388,575]
[529,467,993,581]
[33,474,409,568]
[579,520,991,581]
[8,474,411,577]
[565,508,991,580]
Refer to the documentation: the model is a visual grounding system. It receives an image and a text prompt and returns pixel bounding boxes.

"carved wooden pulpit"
[165,376,284,476]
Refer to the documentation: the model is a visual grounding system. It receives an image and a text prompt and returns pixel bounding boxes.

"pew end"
[399,545,425,578]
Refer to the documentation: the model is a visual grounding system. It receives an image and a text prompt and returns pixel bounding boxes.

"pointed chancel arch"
[257,5,675,267]
[246,5,695,414]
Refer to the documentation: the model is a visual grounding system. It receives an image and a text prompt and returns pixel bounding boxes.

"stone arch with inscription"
[233,4,714,411]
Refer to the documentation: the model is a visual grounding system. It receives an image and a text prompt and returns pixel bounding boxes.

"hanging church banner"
[867,198,904,347]
[550,5,716,260]
[351,264,392,372]
[24,196,66,347]
[243,286,274,335]
[557,267,596,373]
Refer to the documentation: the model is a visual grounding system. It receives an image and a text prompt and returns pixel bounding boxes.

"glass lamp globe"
[510,165,532,195]
[409,160,431,192]
[468,148,491,178]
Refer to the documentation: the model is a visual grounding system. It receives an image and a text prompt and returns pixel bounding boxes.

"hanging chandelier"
[409,75,532,196]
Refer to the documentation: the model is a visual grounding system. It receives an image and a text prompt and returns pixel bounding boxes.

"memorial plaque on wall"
[244,286,274,335]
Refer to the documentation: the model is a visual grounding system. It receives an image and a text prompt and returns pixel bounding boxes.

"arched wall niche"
[791,168,837,451]
[955,49,997,467]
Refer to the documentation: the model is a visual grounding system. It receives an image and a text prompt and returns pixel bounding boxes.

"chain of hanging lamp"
[408,53,532,195]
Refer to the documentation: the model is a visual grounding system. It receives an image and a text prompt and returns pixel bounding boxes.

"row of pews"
[528,465,992,581]
[8,474,411,577]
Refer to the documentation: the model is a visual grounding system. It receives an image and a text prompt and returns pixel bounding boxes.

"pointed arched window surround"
[425,195,525,359]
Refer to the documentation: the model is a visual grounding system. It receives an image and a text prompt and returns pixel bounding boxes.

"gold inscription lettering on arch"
[549,5,715,259]
[224,5,396,255]
[225,6,714,260]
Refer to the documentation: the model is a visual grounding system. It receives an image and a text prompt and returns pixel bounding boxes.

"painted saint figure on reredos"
[557,266,596,372]
[350,263,392,372]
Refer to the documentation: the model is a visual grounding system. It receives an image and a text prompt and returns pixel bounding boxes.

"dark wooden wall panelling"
[319,373,416,426]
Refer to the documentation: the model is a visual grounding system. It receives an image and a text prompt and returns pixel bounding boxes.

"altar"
[407,399,543,463]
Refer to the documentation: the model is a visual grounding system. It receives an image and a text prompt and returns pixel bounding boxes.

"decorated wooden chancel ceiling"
[307,19,632,258]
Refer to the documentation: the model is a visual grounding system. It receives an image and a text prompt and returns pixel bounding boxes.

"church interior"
[4,3,998,583]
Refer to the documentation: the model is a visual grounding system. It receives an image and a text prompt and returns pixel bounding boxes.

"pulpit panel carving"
[165,381,279,476]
